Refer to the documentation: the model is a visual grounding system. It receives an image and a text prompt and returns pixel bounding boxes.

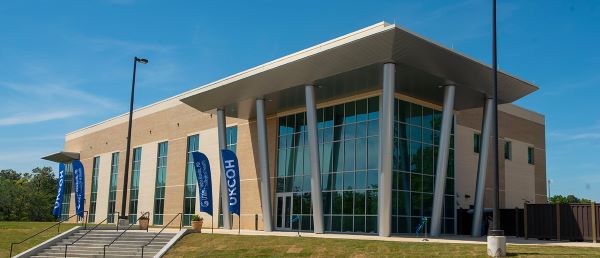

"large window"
[473,133,481,153]
[183,135,199,226]
[527,146,535,165]
[276,96,380,233]
[89,157,100,223]
[107,152,119,223]
[60,163,74,221]
[129,147,142,223]
[153,142,168,225]
[391,99,455,235]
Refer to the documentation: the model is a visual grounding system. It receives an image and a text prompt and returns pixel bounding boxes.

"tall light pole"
[120,56,148,224]
[487,0,506,256]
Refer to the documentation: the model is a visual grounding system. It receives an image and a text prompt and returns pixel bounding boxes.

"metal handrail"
[141,213,182,257]
[107,211,120,231]
[9,212,86,257]
[102,212,150,257]
[64,216,108,257]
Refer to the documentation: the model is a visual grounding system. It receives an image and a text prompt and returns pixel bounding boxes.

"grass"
[165,234,600,258]
[0,221,78,257]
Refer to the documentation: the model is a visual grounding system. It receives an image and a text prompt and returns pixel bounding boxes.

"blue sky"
[0,1,598,200]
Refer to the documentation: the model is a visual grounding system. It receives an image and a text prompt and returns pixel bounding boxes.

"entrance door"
[275,193,293,230]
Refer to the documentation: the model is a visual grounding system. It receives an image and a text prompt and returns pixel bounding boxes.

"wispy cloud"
[0,110,82,126]
[81,37,176,54]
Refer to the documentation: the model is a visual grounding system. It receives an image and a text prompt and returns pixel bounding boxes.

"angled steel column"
[256,98,273,232]
[472,97,494,236]
[217,108,232,230]
[305,85,324,234]
[378,63,396,237]
[430,85,455,237]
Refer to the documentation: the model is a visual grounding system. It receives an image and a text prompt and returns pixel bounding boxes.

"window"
[128,147,142,223]
[504,141,512,160]
[528,146,535,165]
[89,157,100,223]
[473,133,481,153]
[153,142,168,225]
[60,163,74,221]
[183,135,199,226]
[107,152,119,224]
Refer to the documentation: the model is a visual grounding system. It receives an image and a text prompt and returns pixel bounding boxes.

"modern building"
[43,22,546,237]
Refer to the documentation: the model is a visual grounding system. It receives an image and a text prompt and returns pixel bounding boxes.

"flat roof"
[67,22,540,140]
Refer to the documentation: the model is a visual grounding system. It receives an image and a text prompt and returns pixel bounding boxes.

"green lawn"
[0,221,78,257]
[165,234,600,257]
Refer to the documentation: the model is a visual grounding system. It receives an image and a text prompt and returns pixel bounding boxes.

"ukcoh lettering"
[224,159,238,206]
[53,169,64,209]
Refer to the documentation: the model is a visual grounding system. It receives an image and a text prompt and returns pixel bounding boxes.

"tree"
[0,167,58,221]
[549,194,593,204]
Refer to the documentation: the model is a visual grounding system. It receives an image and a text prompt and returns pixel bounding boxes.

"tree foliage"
[548,194,593,204]
[0,167,58,221]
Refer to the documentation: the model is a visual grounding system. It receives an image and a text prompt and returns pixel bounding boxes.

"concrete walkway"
[186,228,600,248]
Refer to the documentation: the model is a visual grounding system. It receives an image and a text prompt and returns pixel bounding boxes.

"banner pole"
[212,214,214,234]
[238,215,241,235]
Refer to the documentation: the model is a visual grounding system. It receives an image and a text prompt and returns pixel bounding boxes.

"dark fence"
[525,203,599,242]
[457,208,524,237]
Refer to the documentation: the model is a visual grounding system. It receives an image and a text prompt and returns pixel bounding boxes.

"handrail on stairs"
[102,212,150,257]
[140,213,182,257]
[9,211,87,258]
[64,215,108,258]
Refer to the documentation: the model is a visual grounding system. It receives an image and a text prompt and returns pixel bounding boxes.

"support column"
[430,85,456,237]
[305,85,324,234]
[217,108,232,230]
[256,99,273,232]
[378,63,395,237]
[472,97,494,236]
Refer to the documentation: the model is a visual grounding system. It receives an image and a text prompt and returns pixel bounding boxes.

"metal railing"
[9,212,87,257]
[102,212,150,257]
[64,216,108,258]
[108,212,120,231]
[141,213,182,257]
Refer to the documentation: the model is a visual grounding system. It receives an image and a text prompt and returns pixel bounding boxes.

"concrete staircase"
[30,229,177,258]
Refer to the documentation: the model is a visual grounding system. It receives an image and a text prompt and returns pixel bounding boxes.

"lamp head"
[135,57,149,64]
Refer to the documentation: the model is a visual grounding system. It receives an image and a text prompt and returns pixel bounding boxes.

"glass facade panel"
[89,157,100,223]
[129,147,142,223]
[60,163,73,221]
[107,153,119,223]
[153,142,168,225]
[392,99,455,235]
[504,141,512,160]
[528,146,535,165]
[183,135,199,226]
[276,96,454,235]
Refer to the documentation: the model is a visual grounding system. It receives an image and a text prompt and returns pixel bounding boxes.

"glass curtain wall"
[107,152,119,223]
[60,162,74,221]
[128,147,142,223]
[276,96,380,233]
[275,96,456,235]
[183,135,199,226]
[153,141,168,225]
[89,157,100,223]
[391,99,455,234]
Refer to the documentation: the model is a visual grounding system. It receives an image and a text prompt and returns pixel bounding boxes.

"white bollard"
[487,235,507,257]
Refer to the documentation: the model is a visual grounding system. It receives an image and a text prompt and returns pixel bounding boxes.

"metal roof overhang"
[180,22,538,119]
[42,151,80,163]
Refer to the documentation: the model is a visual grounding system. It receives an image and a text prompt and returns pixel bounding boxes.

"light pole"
[120,56,148,225]
[547,179,553,200]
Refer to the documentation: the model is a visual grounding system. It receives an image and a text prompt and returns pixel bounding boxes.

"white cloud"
[0,110,82,126]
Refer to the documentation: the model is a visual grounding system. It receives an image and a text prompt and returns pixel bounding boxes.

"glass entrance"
[275,193,293,230]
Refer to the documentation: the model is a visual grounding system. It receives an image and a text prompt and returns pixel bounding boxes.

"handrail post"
[592,202,597,243]
[556,203,561,241]
[10,243,14,257]
[524,203,528,239]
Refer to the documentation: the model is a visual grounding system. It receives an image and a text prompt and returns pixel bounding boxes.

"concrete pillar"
[472,97,494,236]
[430,85,455,237]
[256,99,273,232]
[305,85,324,234]
[378,63,396,237]
[217,108,232,229]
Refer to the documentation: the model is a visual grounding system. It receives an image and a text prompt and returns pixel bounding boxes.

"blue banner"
[192,152,213,216]
[52,163,66,218]
[220,149,240,216]
[72,160,85,218]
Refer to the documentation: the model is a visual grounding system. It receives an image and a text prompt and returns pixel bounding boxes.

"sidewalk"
[188,228,600,248]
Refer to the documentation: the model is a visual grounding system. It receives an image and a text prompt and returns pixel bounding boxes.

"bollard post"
[255,214,258,231]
